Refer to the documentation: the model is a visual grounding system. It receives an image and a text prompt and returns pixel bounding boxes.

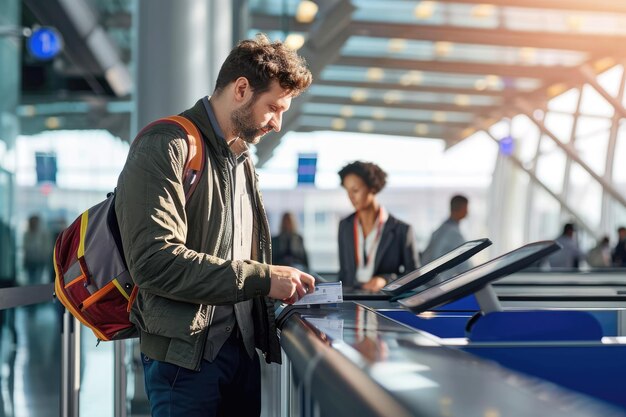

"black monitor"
[381,238,492,296]
[398,240,561,312]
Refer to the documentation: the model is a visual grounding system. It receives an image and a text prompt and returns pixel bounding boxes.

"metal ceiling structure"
[248,0,626,166]
[10,0,626,250]
[16,0,626,166]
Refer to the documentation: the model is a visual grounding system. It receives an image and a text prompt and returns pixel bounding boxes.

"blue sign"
[35,152,57,184]
[499,135,514,156]
[297,153,317,186]
[27,27,63,60]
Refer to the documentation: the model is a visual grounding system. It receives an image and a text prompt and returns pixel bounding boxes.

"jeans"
[142,331,261,417]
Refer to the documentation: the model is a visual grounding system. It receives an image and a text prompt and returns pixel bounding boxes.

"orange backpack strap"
[138,115,206,201]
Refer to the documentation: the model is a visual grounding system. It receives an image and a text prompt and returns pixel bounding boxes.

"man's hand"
[361,276,386,292]
[268,265,316,304]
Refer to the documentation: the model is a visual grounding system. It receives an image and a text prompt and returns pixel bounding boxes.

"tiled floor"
[0,303,279,416]
[0,303,120,417]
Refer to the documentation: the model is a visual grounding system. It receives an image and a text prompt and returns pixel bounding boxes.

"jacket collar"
[181,98,231,160]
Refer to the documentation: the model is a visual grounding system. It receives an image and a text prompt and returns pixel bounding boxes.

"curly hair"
[214,33,312,97]
[338,161,387,194]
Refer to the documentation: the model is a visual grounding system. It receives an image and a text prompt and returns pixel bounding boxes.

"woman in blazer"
[337,161,419,291]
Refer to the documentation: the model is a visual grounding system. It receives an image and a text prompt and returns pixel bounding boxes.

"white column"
[133,0,232,136]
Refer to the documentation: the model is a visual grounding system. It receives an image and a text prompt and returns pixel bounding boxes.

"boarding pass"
[294,282,343,305]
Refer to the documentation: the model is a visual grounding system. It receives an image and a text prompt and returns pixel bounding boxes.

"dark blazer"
[337,212,419,288]
[613,239,626,267]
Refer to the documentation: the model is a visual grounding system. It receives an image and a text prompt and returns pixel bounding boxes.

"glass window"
[613,202,626,230]
[544,112,573,143]
[569,164,603,229]
[511,115,540,164]
[574,116,611,175]
[579,84,614,117]
[504,8,626,35]
[488,119,510,141]
[535,136,566,194]
[614,123,626,184]
[547,88,580,113]
[528,185,561,241]
[597,65,624,98]
[14,131,129,191]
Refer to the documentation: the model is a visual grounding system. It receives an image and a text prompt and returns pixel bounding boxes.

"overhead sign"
[35,152,57,184]
[27,27,63,60]
[499,135,514,156]
[297,153,317,186]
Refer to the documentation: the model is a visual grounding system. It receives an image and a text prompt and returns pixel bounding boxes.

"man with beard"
[115,34,314,417]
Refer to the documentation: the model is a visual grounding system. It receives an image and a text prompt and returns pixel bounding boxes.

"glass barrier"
[80,330,113,416]
[0,302,60,417]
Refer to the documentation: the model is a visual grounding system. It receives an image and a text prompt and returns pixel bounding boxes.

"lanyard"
[353,209,385,267]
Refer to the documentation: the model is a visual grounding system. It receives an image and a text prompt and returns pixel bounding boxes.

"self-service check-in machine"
[276,240,626,413]
[364,240,626,409]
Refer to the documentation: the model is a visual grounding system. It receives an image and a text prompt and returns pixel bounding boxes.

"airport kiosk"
[276,302,625,416]
[277,240,626,412]
[383,241,626,408]
[343,238,492,307]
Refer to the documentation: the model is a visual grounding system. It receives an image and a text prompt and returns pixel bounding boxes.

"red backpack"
[53,115,205,341]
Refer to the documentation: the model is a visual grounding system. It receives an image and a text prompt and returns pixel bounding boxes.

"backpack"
[53,115,206,341]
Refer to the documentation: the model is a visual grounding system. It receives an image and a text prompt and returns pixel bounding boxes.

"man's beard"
[231,98,267,144]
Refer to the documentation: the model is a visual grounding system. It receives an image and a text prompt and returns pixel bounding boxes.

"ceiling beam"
[429,0,626,14]
[301,113,472,127]
[349,21,622,53]
[251,15,626,53]
[315,79,509,97]
[248,13,311,33]
[19,113,131,142]
[296,125,463,141]
[336,56,578,79]
[308,95,496,113]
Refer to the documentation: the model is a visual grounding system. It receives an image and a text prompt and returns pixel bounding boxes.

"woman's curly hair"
[338,161,387,194]
[214,33,312,97]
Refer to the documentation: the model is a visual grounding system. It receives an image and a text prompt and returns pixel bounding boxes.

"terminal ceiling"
[19,0,626,166]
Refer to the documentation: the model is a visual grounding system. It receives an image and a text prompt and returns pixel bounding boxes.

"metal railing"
[0,283,80,417]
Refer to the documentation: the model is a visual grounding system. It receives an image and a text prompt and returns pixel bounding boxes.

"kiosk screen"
[382,238,492,296]
[398,241,560,312]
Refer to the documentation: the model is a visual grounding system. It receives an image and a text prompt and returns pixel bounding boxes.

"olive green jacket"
[115,99,280,370]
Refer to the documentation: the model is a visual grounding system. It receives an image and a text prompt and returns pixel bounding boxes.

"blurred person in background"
[272,212,309,271]
[337,161,419,292]
[421,194,469,265]
[22,214,51,285]
[613,226,626,267]
[586,236,612,268]
[548,223,585,269]
[0,219,16,288]
[48,217,67,283]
